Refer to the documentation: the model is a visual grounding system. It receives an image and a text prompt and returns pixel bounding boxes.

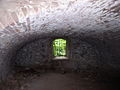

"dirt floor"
[0,70,120,90]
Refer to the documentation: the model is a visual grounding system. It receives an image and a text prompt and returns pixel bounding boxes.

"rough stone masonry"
[0,0,120,81]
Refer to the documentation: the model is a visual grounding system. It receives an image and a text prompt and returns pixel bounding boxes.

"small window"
[53,38,67,58]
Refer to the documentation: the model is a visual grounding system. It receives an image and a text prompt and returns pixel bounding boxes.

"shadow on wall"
[14,38,50,67]
[1,30,120,82]
[12,37,100,74]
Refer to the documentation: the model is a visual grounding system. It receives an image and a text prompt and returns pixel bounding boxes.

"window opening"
[53,38,67,57]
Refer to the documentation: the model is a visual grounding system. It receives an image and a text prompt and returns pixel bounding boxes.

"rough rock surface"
[0,0,120,81]
[14,38,99,72]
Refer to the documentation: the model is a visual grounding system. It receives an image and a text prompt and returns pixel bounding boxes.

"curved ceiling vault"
[0,0,119,35]
[0,0,120,80]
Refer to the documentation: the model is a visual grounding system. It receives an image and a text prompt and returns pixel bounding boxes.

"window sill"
[53,56,68,60]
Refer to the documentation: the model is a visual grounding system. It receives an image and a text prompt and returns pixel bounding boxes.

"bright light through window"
[53,39,67,57]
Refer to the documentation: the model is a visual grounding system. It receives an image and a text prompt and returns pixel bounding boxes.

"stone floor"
[0,70,120,90]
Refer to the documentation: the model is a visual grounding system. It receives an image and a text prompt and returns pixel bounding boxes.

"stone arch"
[0,0,120,81]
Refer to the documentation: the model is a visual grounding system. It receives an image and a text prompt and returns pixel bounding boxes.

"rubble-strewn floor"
[0,70,120,90]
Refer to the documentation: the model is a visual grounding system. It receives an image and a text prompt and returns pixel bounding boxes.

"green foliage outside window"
[53,39,66,57]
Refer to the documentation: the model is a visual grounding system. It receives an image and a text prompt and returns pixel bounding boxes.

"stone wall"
[70,38,99,71]
[12,37,99,73]
[0,0,120,81]
[14,38,50,67]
